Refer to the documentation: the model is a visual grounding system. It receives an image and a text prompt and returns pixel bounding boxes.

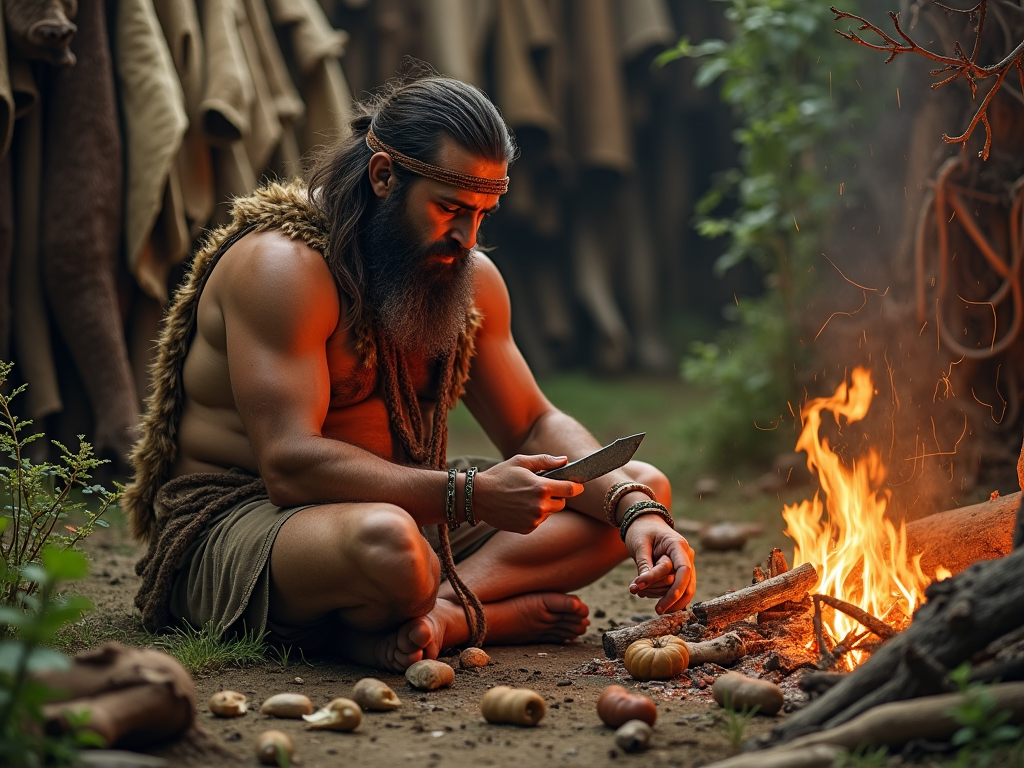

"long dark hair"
[305,73,518,325]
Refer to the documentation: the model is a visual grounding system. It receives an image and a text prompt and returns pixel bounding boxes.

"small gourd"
[480,686,546,726]
[596,685,657,727]
[623,635,689,681]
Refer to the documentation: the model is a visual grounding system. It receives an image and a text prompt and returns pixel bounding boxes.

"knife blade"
[538,433,646,483]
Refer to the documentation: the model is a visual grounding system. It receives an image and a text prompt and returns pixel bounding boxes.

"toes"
[398,617,433,654]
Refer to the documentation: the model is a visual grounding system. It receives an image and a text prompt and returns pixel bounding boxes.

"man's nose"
[450,216,480,250]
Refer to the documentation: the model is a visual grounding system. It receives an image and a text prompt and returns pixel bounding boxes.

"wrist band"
[603,482,656,526]
[463,467,478,527]
[445,468,459,530]
[618,501,673,542]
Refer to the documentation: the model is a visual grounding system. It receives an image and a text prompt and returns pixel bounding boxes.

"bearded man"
[125,75,696,671]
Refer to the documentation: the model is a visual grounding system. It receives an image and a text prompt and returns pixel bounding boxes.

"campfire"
[782,367,951,669]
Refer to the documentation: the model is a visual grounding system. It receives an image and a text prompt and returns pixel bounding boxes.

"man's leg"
[399,461,671,658]
[267,502,442,670]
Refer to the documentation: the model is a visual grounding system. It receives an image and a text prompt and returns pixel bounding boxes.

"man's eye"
[439,204,459,214]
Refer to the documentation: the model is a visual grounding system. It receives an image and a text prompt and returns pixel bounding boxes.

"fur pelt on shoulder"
[123,178,482,542]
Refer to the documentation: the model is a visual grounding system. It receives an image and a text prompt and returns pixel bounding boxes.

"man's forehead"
[432,136,509,185]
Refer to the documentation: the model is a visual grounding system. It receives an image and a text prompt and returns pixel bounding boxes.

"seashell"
[614,719,652,753]
[259,692,314,718]
[712,672,784,715]
[480,686,546,726]
[208,690,247,717]
[302,697,362,731]
[256,730,294,765]
[351,678,402,711]
[459,647,490,668]
[405,659,455,691]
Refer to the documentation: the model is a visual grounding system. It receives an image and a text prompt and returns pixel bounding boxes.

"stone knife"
[538,433,646,483]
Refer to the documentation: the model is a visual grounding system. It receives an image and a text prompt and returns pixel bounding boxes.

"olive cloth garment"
[163,458,499,647]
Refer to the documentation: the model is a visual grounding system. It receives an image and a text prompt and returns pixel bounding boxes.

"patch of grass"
[718,694,760,752]
[837,745,891,767]
[152,620,268,675]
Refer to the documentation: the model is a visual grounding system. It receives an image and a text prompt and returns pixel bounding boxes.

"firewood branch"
[831,1,1024,159]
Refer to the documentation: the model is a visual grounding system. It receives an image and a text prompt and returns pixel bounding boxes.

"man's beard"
[362,186,476,358]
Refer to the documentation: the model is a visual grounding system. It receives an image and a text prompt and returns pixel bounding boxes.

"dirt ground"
[74,512,801,768]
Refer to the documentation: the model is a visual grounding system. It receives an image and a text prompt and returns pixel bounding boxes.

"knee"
[352,504,439,614]
[630,461,672,509]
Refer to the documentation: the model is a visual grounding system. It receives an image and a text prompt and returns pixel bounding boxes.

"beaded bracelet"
[603,481,656,526]
[618,500,674,542]
[463,467,478,527]
[445,468,460,530]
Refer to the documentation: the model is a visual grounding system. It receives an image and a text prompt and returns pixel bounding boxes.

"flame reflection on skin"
[783,367,942,668]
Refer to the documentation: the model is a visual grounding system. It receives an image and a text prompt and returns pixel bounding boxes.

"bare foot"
[340,629,426,672]
[398,592,590,663]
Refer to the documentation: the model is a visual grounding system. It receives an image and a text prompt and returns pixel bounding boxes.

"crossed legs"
[268,461,669,670]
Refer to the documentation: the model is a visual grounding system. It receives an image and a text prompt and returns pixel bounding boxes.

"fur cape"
[123,178,482,542]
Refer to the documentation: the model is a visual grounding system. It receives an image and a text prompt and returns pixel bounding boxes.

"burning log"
[765,544,1024,746]
[904,491,1018,578]
[602,612,691,660]
[691,563,817,628]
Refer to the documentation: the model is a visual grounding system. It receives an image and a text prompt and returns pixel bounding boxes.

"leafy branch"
[831,1,1024,159]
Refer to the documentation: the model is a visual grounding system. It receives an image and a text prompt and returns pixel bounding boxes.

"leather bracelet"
[445,468,459,530]
[603,482,656,526]
[618,501,673,542]
[463,467,478,526]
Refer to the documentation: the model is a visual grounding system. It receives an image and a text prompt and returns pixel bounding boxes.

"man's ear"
[368,152,395,199]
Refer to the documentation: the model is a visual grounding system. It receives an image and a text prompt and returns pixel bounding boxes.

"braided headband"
[366,127,509,195]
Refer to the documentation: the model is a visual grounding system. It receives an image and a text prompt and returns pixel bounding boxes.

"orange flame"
[783,367,936,666]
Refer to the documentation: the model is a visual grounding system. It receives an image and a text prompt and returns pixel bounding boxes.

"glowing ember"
[783,367,941,667]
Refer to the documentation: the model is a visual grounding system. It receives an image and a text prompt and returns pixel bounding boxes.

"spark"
[956,294,998,351]
[820,253,879,291]
[970,364,1007,424]
[814,291,869,341]
[754,419,781,431]
[904,414,968,461]
[793,214,801,232]
[897,87,902,108]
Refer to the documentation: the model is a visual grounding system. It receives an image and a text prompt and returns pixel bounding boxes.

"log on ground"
[602,612,691,659]
[691,563,817,628]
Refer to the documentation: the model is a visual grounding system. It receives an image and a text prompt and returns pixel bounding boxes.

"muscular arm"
[212,232,449,523]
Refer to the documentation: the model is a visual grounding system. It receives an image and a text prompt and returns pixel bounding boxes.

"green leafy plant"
[943,663,1023,767]
[0,361,122,610]
[837,744,891,767]
[152,620,268,675]
[657,0,869,462]
[719,692,760,751]
[0,545,102,766]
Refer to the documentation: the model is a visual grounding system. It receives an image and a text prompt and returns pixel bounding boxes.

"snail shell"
[302,697,362,731]
[480,686,546,726]
[352,678,402,711]
[405,659,455,691]
[256,730,295,765]
[208,690,247,717]
[459,647,490,668]
[259,692,314,718]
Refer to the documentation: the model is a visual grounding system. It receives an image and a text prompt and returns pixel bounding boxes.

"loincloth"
[139,458,500,648]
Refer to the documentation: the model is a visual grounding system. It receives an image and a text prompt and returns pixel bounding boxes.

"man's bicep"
[220,239,339,451]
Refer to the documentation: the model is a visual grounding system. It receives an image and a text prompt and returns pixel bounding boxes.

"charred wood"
[765,546,1024,746]
[601,611,690,659]
[692,563,817,628]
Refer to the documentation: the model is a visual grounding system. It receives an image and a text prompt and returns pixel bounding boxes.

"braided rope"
[366,128,509,196]
[375,328,488,647]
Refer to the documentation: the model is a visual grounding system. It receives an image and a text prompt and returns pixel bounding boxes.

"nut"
[259,692,314,718]
[459,647,490,668]
[256,730,294,765]
[303,697,362,731]
[208,690,247,717]
[351,678,402,711]
[405,659,455,691]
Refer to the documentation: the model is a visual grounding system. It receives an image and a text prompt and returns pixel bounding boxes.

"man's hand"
[473,455,584,534]
[624,515,696,614]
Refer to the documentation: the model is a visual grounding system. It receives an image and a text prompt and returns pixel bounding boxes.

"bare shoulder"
[470,251,512,331]
[212,230,341,343]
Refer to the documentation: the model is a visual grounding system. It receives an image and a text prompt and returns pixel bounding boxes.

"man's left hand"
[623,515,696,614]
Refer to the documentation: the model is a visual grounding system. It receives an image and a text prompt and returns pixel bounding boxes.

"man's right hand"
[473,455,584,534]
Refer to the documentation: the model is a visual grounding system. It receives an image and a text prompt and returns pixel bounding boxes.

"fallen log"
[601,612,690,659]
[765,545,1024,745]
[905,491,1017,578]
[691,563,817,628]
[707,682,1024,767]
